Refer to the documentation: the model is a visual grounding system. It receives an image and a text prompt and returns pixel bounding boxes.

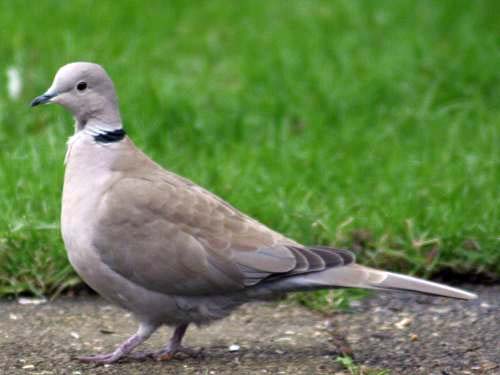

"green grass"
[0,0,498,296]
[336,355,390,375]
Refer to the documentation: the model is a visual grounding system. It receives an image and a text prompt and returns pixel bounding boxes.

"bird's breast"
[61,140,119,261]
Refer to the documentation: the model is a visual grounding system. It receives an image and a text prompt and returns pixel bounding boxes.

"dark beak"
[31,93,57,107]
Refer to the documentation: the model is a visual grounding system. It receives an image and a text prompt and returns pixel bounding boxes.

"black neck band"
[94,129,126,143]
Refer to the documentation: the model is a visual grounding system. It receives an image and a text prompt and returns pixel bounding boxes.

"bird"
[31,62,477,364]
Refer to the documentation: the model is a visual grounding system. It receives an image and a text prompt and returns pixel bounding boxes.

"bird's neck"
[74,95,123,132]
[65,121,129,168]
[80,119,126,143]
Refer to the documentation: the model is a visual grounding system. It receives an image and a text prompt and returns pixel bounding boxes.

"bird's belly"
[63,227,239,326]
[64,238,179,322]
[60,211,173,324]
[61,188,242,326]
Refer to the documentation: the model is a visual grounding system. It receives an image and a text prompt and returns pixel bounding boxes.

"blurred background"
[0,0,498,303]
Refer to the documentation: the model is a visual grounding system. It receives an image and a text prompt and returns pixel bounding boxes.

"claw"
[154,346,204,361]
[75,323,197,364]
[75,322,157,364]
[156,352,176,361]
[131,346,203,362]
[76,353,120,364]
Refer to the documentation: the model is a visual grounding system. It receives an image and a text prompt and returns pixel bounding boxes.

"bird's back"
[62,132,299,297]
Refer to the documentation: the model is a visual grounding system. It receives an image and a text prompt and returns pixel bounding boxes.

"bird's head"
[31,62,121,128]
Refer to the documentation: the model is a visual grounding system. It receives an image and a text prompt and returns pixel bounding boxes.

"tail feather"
[294,264,477,300]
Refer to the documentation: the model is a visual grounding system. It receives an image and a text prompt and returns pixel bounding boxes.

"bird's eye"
[76,82,88,91]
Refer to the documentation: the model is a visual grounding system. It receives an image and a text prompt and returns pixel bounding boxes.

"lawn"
[0,0,498,296]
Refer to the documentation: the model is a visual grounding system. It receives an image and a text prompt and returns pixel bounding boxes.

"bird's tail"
[297,264,477,300]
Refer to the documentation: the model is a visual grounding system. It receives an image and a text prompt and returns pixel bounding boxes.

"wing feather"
[92,153,355,296]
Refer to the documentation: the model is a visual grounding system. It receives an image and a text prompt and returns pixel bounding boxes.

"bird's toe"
[154,346,204,361]
[76,352,122,364]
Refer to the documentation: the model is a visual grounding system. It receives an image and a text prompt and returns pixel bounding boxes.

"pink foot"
[77,352,121,364]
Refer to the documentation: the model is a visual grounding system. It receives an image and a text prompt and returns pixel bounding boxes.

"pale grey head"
[31,62,122,129]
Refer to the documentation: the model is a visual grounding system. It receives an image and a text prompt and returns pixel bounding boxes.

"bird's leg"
[130,323,202,361]
[155,323,198,361]
[77,322,157,364]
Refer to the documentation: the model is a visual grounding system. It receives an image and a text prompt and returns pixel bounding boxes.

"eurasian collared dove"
[31,62,477,364]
